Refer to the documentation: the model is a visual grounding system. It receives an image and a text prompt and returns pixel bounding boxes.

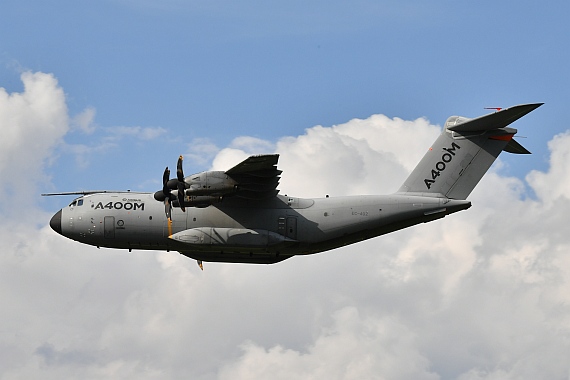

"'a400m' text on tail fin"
[398,103,543,200]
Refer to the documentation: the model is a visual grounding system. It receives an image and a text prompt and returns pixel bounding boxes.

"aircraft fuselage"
[50,192,470,264]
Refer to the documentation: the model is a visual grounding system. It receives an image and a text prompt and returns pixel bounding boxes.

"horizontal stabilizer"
[447,103,543,133]
[503,139,531,154]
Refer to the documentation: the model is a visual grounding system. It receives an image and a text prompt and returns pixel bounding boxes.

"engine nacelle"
[185,171,237,195]
[171,195,223,208]
[156,171,237,205]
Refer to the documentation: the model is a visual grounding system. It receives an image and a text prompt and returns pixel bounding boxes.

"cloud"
[71,107,97,134]
[211,136,275,171]
[63,123,168,170]
[184,138,221,167]
[63,142,117,169]
[56,118,160,172]
[219,307,439,380]
[212,114,438,197]
[526,130,570,204]
[0,71,69,210]
[107,125,168,141]
[276,115,439,197]
[2,71,570,379]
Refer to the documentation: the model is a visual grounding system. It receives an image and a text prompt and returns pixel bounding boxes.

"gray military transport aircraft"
[45,103,542,269]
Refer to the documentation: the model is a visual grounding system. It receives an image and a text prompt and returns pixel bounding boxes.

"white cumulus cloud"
[1,71,569,379]
[219,307,439,380]
[0,71,69,208]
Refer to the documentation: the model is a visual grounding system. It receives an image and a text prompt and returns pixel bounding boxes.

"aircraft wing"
[225,154,281,200]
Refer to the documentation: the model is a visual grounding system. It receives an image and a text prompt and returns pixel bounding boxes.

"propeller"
[162,167,172,220]
[154,155,188,220]
[177,155,186,212]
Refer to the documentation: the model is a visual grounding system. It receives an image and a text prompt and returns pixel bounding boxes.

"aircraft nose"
[50,209,63,235]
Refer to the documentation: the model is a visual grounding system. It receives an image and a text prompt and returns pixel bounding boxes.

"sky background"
[1,1,570,379]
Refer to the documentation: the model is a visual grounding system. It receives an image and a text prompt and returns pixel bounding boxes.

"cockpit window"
[69,197,84,207]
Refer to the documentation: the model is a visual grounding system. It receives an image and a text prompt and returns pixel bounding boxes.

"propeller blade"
[163,167,170,194]
[162,166,173,219]
[177,155,184,182]
[178,181,186,212]
[164,198,172,220]
[176,155,186,212]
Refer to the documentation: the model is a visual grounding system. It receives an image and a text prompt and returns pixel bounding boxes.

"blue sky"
[2,0,566,195]
[2,1,570,378]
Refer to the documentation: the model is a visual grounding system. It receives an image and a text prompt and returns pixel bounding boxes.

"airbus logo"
[424,142,461,189]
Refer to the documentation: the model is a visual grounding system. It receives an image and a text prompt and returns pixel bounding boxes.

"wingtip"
[509,102,544,110]
[509,102,544,116]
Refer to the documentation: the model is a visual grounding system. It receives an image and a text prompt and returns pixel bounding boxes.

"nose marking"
[50,209,63,235]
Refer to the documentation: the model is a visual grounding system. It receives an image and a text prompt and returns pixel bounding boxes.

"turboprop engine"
[153,156,238,219]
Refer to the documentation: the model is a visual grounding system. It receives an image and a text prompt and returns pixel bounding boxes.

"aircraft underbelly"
[179,250,292,264]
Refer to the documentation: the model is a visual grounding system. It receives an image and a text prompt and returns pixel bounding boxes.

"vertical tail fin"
[398,103,543,200]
